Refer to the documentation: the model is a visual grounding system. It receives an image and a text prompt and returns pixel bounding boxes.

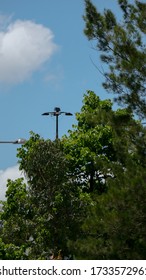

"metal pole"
[56,113,59,139]
[0,141,15,144]
[42,107,73,140]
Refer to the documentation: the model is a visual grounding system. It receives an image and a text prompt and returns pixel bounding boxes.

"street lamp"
[42,107,73,139]
[0,138,26,144]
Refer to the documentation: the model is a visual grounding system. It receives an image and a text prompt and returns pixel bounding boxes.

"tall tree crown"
[84,0,146,119]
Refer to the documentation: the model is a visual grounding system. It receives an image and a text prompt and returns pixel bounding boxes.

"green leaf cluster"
[0,134,86,259]
[84,0,146,118]
[1,90,146,259]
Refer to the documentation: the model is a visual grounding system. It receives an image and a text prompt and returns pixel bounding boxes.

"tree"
[69,164,146,259]
[0,178,31,259]
[62,90,114,193]
[83,0,146,119]
[0,133,85,259]
[62,90,146,194]
[62,90,146,259]
[1,94,146,259]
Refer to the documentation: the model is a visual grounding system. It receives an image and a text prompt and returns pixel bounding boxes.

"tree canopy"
[1,90,146,259]
[62,90,146,193]
[0,133,86,259]
[62,90,146,259]
[83,0,146,119]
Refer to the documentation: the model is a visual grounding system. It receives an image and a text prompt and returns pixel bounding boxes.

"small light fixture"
[42,107,73,139]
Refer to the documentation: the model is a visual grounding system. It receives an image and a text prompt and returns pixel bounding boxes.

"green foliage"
[62,91,114,191]
[70,165,146,259]
[84,0,146,118]
[62,90,146,259]
[0,238,27,260]
[62,90,144,193]
[1,91,146,260]
[0,133,86,259]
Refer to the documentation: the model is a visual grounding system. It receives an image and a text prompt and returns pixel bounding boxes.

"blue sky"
[0,0,120,199]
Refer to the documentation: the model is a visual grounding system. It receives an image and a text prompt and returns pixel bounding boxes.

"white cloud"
[0,19,58,84]
[0,165,25,201]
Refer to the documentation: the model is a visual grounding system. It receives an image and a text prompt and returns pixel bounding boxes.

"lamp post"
[42,107,73,139]
[0,138,26,144]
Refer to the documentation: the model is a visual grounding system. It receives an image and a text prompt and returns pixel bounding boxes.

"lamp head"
[54,107,61,112]
[65,112,73,116]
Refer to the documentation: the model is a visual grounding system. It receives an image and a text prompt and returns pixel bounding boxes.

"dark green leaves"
[84,0,146,118]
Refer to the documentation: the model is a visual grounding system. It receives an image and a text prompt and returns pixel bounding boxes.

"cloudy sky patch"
[0,19,58,84]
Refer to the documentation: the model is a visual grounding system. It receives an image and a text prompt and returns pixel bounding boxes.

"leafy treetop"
[84,0,146,119]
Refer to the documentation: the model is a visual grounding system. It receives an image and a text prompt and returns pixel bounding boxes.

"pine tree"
[84,0,146,119]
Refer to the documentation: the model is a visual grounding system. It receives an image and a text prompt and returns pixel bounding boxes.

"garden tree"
[0,178,31,259]
[83,0,146,119]
[63,89,146,259]
[62,90,146,194]
[0,133,86,259]
[0,237,27,260]
[69,164,146,259]
[62,91,146,259]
